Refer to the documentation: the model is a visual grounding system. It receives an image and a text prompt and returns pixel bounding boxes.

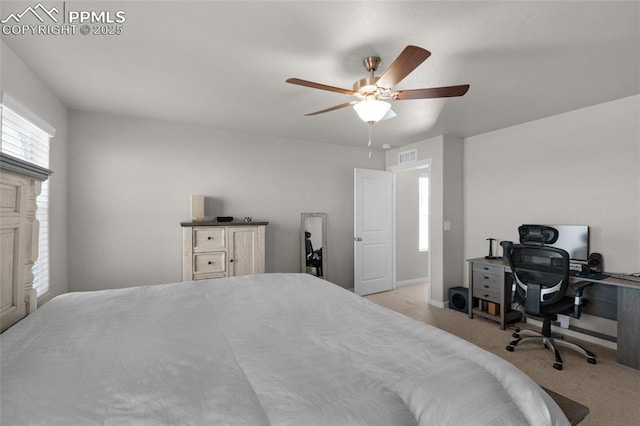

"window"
[1,95,54,297]
[418,175,429,251]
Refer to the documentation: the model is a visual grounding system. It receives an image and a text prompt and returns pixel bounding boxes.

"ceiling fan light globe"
[353,100,392,124]
[382,108,397,121]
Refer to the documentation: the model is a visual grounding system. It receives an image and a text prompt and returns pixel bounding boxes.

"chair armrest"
[570,280,593,318]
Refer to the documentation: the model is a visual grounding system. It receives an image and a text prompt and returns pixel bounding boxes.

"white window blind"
[1,102,53,297]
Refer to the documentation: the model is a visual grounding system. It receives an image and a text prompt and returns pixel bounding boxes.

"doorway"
[389,159,431,299]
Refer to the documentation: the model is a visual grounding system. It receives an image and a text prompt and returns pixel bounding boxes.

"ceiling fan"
[286,45,470,125]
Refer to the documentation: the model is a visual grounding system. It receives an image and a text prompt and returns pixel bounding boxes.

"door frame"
[387,158,432,299]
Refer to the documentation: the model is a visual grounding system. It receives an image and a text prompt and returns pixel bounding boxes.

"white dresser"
[0,154,51,332]
[181,221,268,281]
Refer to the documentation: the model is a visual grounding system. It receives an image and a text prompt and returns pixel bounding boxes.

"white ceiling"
[2,1,639,149]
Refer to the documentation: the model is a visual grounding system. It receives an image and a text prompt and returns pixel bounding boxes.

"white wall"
[388,93,639,309]
[442,136,464,299]
[0,41,69,305]
[464,95,640,275]
[463,95,639,343]
[68,110,383,291]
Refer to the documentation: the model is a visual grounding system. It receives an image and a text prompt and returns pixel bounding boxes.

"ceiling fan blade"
[376,45,431,89]
[286,78,356,95]
[304,101,358,116]
[394,84,470,100]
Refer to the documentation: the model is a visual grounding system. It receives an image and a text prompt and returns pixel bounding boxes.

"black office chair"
[505,225,597,370]
[305,232,323,277]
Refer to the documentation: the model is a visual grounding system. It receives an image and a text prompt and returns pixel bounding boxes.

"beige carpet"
[365,283,640,426]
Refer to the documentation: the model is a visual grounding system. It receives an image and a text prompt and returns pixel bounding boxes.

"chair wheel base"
[505,328,597,370]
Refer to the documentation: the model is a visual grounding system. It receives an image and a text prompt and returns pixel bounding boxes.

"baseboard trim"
[396,277,430,287]
[429,299,447,309]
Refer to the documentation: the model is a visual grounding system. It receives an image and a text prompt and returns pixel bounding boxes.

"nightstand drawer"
[193,228,226,252]
[194,252,226,274]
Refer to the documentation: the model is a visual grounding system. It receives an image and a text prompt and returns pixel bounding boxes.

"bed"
[1,273,569,425]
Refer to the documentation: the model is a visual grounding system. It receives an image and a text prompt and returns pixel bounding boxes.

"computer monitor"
[548,225,589,261]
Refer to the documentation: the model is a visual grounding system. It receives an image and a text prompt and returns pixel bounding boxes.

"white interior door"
[354,168,393,296]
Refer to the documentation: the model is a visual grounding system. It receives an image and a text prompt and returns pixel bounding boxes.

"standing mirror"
[301,213,327,279]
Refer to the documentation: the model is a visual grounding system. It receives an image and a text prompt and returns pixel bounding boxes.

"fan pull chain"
[368,124,373,159]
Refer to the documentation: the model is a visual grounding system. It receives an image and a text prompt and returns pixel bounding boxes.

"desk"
[467,257,640,370]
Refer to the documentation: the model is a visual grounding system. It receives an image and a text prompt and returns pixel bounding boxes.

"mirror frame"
[300,213,327,279]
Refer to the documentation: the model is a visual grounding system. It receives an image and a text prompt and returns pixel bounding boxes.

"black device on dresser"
[505,225,597,370]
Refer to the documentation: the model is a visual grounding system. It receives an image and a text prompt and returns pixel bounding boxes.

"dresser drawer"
[472,262,504,276]
[472,271,503,304]
[473,270,502,289]
[473,284,501,304]
[193,228,226,252]
[194,252,226,275]
[193,272,227,280]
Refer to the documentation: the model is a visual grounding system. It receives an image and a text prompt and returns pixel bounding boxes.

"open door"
[354,168,393,296]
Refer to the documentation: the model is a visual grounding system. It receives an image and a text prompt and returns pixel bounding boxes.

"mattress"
[1,273,569,425]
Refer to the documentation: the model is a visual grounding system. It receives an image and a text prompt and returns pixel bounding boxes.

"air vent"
[398,149,417,164]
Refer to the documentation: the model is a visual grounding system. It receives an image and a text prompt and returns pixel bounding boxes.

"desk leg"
[617,286,640,369]
[468,262,474,320]
[499,292,506,330]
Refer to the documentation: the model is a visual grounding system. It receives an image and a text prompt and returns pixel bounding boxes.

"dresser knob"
[208,261,212,265]
[208,237,212,240]
[230,259,234,263]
